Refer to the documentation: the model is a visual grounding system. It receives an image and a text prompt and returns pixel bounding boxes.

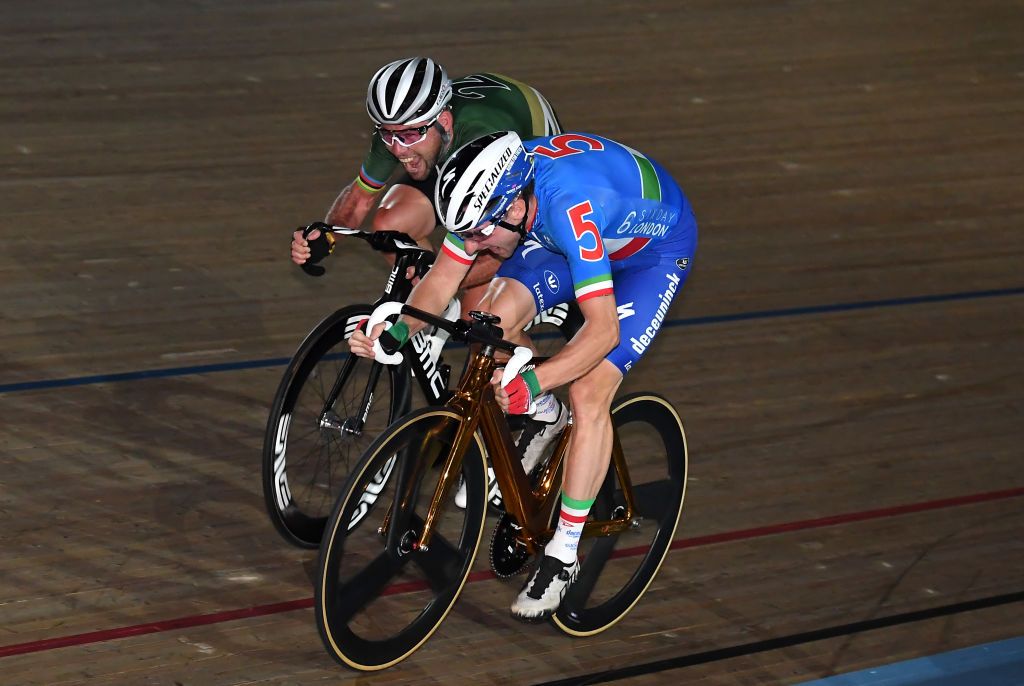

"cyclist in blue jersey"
[348,130,697,620]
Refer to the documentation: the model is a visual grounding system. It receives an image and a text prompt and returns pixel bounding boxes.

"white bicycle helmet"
[366,57,452,126]
[435,131,536,234]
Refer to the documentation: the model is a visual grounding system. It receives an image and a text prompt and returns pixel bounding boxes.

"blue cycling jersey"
[443,132,696,303]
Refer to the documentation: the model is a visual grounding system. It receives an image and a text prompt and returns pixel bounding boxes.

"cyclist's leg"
[461,248,574,510]
[513,255,693,619]
[563,361,622,502]
[370,183,436,252]
[368,165,439,268]
[511,361,623,620]
[486,238,576,347]
[556,254,692,534]
[553,391,688,636]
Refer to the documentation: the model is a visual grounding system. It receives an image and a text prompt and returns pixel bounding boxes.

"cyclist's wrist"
[521,368,542,397]
[379,320,410,354]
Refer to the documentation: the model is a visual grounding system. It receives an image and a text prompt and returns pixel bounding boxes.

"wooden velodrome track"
[2,0,1022,683]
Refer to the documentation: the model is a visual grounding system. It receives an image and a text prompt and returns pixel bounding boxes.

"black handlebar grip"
[298,222,333,277]
[377,328,404,355]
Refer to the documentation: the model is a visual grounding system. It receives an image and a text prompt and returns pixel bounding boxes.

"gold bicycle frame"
[381,342,640,554]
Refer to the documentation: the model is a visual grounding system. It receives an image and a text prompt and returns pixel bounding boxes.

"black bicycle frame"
[315,232,450,438]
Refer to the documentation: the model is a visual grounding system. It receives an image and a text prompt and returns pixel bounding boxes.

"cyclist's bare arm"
[326,180,377,229]
[533,294,620,391]
[348,250,470,357]
[291,181,378,265]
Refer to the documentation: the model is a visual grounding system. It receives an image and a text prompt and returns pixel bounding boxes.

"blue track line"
[3,286,1022,395]
[794,636,1024,685]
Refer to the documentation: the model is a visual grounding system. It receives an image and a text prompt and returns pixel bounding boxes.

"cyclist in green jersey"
[291,56,562,313]
[291,57,568,508]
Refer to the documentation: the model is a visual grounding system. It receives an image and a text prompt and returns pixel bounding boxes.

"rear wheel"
[316,408,489,671]
[262,305,410,548]
[553,393,687,636]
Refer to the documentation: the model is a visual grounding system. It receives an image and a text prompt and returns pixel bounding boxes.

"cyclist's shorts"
[497,240,694,375]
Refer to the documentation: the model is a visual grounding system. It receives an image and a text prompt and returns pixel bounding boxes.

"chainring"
[488,512,534,578]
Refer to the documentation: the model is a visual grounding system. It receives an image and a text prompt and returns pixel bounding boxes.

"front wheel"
[316,408,489,671]
[261,304,411,548]
[553,393,688,636]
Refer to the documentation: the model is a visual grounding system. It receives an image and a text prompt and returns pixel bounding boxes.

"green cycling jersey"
[356,72,562,193]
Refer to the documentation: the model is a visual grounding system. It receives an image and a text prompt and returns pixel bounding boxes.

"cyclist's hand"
[491,370,511,413]
[349,320,409,361]
[491,368,540,415]
[292,225,335,266]
[348,321,382,359]
[291,228,314,265]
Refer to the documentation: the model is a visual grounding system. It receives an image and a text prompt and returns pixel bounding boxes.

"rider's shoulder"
[449,73,524,110]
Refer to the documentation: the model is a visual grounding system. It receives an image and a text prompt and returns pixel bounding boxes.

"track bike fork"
[374,411,469,554]
[317,353,388,436]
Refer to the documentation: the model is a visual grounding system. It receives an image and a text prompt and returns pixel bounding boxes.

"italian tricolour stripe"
[607,146,663,260]
[441,233,476,265]
[575,273,613,302]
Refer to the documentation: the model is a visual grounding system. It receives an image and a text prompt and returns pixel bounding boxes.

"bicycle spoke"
[331,550,407,624]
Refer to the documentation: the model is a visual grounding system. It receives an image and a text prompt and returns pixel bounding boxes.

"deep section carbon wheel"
[316,408,488,670]
[262,304,410,548]
[553,393,688,636]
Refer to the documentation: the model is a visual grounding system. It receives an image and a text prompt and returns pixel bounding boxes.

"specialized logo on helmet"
[437,131,533,233]
[439,168,458,200]
[473,144,516,210]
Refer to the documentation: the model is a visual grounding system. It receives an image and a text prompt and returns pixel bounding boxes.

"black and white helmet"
[435,132,535,234]
[366,57,453,126]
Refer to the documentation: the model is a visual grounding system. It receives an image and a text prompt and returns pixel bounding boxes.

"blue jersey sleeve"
[537,190,615,302]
